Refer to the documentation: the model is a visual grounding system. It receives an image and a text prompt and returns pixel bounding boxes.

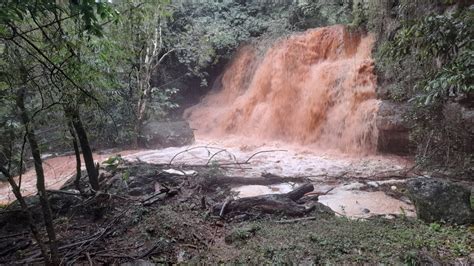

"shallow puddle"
[231,183,296,198]
[318,182,416,218]
[231,182,415,219]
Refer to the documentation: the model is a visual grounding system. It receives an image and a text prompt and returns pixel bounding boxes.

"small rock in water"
[362,208,371,214]
[367,181,379,187]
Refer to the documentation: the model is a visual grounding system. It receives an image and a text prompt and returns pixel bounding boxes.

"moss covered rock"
[407,177,473,225]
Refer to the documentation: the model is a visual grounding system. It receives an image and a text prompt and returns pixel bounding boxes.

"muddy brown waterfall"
[185,25,380,154]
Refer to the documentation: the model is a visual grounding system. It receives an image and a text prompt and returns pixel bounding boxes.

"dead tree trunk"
[67,108,100,191]
[213,183,315,217]
[16,88,59,265]
[0,166,50,264]
[206,175,310,186]
[68,121,83,194]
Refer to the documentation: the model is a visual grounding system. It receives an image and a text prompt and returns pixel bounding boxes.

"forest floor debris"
[0,160,472,264]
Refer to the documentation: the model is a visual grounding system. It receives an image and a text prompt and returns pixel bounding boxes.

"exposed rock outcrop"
[141,121,195,148]
[376,100,411,154]
[407,177,473,225]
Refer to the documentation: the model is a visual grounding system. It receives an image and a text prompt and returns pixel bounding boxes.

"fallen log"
[213,183,315,217]
[286,183,314,201]
[205,173,310,186]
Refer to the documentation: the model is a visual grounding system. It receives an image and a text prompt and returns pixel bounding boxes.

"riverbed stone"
[141,121,195,148]
[407,177,473,225]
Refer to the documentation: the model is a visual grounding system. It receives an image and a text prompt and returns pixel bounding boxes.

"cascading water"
[185,25,380,154]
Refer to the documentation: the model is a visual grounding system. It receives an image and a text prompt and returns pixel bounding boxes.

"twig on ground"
[46,189,81,196]
[141,190,168,204]
[62,209,127,264]
[0,231,30,240]
[138,241,163,259]
[95,253,135,259]
[219,198,231,217]
[181,243,198,249]
[86,252,93,266]
[304,186,336,197]
[275,216,318,224]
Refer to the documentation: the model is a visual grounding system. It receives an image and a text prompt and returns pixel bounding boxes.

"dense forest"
[0,0,472,264]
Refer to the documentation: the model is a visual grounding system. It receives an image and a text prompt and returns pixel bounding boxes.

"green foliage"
[383,10,473,105]
[0,0,117,38]
[289,0,353,29]
[350,1,367,28]
[207,160,225,177]
[231,217,472,263]
[122,170,130,182]
[103,154,124,171]
[0,0,120,176]
[149,87,179,119]
[378,7,473,169]
[102,1,178,143]
[415,49,473,105]
[226,225,261,244]
[168,1,291,81]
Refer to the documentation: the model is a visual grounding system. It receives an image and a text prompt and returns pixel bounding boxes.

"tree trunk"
[67,108,100,191]
[16,88,59,265]
[134,82,150,148]
[0,166,50,264]
[68,121,83,194]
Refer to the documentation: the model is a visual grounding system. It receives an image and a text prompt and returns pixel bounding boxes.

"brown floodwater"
[124,139,415,218]
[185,25,379,154]
[0,150,141,205]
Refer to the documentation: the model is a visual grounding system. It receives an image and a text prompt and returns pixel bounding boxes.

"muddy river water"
[0,138,416,218]
[125,137,416,219]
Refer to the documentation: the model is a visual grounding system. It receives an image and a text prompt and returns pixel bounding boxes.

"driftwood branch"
[168,146,228,165]
[169,146,286,167]
[243,150,287,164]
[206,149,237,165]
[213,183,315,217]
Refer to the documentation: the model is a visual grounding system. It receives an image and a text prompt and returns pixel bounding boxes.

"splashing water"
[185,25,380,154]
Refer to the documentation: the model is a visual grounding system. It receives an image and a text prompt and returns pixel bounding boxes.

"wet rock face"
[141,121,195,148]
[376,100,411,155]
[407,178,473,225]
